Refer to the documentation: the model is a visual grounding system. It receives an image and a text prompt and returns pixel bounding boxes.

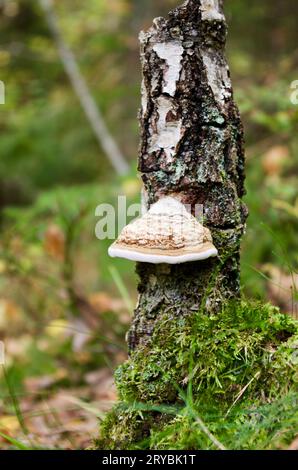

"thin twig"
[226,371,261,417]
[194,415,226,451]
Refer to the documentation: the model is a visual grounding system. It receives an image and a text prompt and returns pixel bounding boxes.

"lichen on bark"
[129,0,248,352]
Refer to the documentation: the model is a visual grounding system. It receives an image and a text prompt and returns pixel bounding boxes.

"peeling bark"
[128,0,247,352]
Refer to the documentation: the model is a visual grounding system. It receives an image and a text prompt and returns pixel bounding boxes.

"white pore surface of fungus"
[108,197,218,264]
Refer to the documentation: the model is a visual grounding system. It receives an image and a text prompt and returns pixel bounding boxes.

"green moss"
[148,393,298,450]
[97,301,298,450]
[117,301,297,403]
[95,404,172,450]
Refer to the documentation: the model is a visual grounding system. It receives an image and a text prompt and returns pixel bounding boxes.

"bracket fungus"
[108,196,218,264]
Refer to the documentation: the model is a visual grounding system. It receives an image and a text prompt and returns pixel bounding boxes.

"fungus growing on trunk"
[108,196,218,264]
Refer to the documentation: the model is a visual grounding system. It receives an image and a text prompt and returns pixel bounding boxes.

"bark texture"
[128,0,247,352]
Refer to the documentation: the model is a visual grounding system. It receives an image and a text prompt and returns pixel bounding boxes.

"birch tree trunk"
[128,0,247,352]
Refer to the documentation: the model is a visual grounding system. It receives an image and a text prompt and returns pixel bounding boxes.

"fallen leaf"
[262,264,298,319]
[84,368,111,386]
[88,292,125,314]
[24,369,68,394]
[261,145,289,176]
[0,416,20,435]
[288,435,298,450]
[0,299,22,330]
[121,178,142,197]
[43,224,65,261]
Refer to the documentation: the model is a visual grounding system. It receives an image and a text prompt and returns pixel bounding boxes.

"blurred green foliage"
[0,0,297,291]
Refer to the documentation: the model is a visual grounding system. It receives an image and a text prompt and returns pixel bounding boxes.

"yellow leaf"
[0,416,20,434]
[45,319,69,338]
[121,178,142,198]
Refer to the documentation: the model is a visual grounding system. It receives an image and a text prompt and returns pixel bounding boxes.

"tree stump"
[128,0,248,352]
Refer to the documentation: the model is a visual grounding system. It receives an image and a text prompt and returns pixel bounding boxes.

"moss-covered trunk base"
[96,301,298,450]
